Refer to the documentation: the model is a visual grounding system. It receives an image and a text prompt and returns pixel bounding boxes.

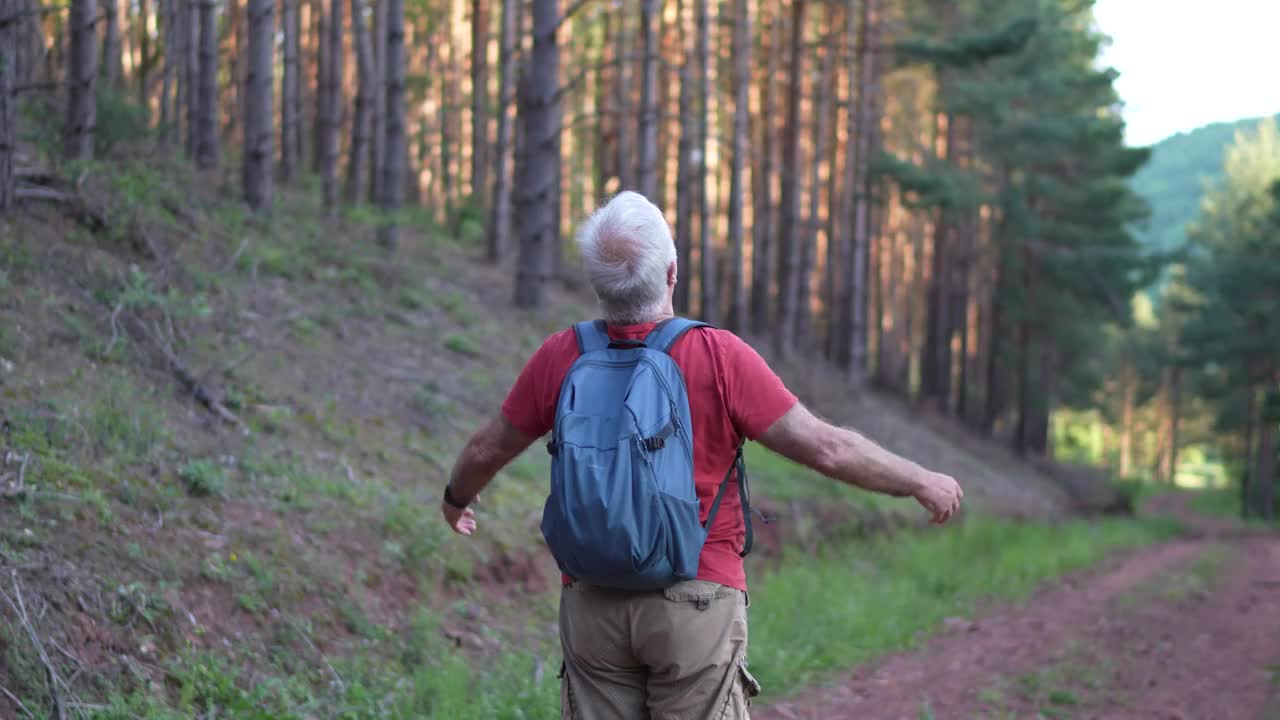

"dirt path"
[757,498,1280,720]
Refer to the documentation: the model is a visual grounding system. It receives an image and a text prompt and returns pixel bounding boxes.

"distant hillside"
[1131,114,1280,254]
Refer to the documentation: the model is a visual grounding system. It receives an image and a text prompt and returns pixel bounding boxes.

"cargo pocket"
[661,579,736,610]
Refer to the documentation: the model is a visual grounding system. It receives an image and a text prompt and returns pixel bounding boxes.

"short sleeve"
[715,332,798,440]
[500,330,578,438]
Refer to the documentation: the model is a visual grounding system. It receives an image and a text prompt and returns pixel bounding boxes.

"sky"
[1092,0,1280,147]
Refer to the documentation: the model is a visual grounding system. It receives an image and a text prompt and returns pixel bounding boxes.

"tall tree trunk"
[471,0,489,205]
[844,0,877,373]
[65,0,98,160]
[724,0,749,332]
[194,0,219,168]
[921,112,955,409]
[614,0,632,190]
[773,0,805,355]
[512,0,560,307]
[101,0,122,86]
[376,0,405,248]
[1256,389,1275,523]
[344,0,373,202]
[694,0,713,323]
[0,0,14,214]
[311,0,326,172]
[370,0,386,200]
[281,0,301,181]
[672,0,692,313]
[797,31,834,348]
[1242,389,1256,519]
[225,0,241,142]
[486,0,516,261]
[242,0,273,210]
[137,0,151,110]
[1157,365,1182,483]
[635,0,660,200]
[1119,357,1135,478]
[750,7,780,334]
[185,0,200,157]
[160,0,177,141]
[320,0,343,207]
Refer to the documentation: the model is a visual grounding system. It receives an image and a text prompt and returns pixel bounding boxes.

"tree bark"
[613,0,632,190]
[694,0,713,323]
[0,0,14,214]
[376,0,405,248]
[845,0,877,373]
[636,0,660,200]
[320,0,343,207]
[242,0,273,211]
[797,31,834,348]
[724,0,749,332]
[370,0,387,200]
[194,0,219,168]
[1119,358,1135,478]
[65,0,98,160]
[672,0,692,313]
[101,0,122,87]
[159,0,177,142]
[224,0,241,143]
[750,8,781,334]
[344,0,374,203]
[773,0,805,355]
[486,0,516,261]
[184,0,199,157]
[921,112,955,410]
[1256,389,1275,523]
[471,0,489,205]
[311,0,326,172]
[135,0,152,113]
[280,0,301,181]
[512,0,560,307]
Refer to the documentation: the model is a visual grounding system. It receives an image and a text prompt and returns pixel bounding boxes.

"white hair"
[575,191,677,325]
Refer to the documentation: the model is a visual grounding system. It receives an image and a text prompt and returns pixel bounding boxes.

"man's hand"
[442,500,478,536]
[913,471,962,524]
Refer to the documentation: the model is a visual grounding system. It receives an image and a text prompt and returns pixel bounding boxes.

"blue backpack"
[540,318,753,591]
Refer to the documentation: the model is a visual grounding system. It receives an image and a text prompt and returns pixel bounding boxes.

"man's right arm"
[756,403,963,524]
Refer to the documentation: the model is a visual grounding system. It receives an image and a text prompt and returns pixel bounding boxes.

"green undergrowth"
[745,443,906,512]
[748,514,1182,699]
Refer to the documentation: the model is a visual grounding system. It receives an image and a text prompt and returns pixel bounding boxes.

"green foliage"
[748,515,1179,695]
[1129,113,1280,256]
[95,86,152,156]
[179,459,229,497]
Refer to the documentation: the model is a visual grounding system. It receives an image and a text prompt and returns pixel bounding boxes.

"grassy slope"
[0,147,1101,718]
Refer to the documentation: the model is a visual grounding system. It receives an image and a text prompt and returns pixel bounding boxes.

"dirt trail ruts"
[756,498,1280,720]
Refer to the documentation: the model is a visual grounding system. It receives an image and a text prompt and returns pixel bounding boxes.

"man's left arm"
[441,413,537,535]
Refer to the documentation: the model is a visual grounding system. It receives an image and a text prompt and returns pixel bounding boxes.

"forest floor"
[758,492,1280,720]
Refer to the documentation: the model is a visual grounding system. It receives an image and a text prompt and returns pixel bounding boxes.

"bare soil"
[757,496,1280,720]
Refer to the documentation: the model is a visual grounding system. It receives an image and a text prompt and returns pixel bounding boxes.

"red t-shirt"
[501,320,798,591]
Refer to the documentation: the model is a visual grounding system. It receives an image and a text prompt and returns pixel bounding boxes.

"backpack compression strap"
[644,317,711,354]
[702,446,754,558]
[573,320,611,353]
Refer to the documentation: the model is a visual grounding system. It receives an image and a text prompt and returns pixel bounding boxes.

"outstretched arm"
[756,403,963,524]
[441,413,538,535]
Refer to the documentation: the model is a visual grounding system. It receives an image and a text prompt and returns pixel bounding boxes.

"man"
[441,192,963,719]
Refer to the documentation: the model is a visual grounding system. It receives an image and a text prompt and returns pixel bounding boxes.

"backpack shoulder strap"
[644,317,711,354]
[573,320,611,354]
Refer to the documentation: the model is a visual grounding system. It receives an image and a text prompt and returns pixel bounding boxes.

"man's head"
[576,191,678,325]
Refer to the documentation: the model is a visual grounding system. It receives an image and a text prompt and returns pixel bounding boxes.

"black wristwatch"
[443,483,470,510]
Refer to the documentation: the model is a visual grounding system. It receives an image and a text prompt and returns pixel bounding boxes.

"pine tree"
[724,0,750,332]
[486,0,516,261]
[345,0,375,203]
[194,0,219,169]
[65,0,98,160]
[242,0,274,210]
[280,0,302,181]
[471,0,490,205]
[320,0,343,207]
[377,0,406,248]
[512,0,561,307]
[0,0,14,214]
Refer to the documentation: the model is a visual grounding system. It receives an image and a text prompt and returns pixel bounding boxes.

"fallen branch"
[145,320,244,429]
[0,684,35,719]
[14,186,108,229]
[0,571,74,720]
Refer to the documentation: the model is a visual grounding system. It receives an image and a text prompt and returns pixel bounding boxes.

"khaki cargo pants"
[558,579,761,720]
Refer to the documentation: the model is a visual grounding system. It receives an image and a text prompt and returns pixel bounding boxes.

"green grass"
[1114,543,1227,610]
[745,443,905,512]
[748,515,1181,697]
